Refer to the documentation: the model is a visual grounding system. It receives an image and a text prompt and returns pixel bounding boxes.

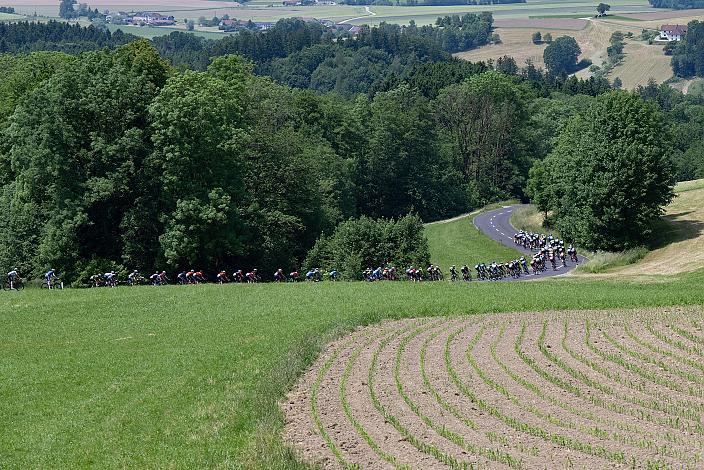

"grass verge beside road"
[426,207,521,269]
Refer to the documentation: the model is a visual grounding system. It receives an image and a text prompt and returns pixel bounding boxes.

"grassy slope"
[615,179,704,275]
[510,180,704,275]
[425,212,521,269]
[2,274,704,468]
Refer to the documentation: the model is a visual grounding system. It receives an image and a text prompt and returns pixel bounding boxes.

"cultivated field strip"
[283,308,704,469]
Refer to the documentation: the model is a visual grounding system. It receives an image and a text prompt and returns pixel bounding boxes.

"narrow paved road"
[473,204,585,280]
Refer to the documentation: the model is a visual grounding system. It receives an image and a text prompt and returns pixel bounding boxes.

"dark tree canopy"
[530,91,675,251]
[543,36,581,76]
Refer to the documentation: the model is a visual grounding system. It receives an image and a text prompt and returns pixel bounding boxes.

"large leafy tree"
[543,36,581,76]
[0,40,170,278]
[148,56,250,269]
[532,91,675,250]
[435,71,532,205]
[356,84,452,220]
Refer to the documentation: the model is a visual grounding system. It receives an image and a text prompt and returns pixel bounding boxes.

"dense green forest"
[0,19,699,281]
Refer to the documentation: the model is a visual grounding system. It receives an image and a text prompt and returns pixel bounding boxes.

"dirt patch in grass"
[283,308,704,468]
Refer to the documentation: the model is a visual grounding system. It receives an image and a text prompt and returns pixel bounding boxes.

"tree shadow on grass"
[649,211,704,249]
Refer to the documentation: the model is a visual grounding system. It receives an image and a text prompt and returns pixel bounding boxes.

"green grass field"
[1,274,703,468]
[425,211,521,269]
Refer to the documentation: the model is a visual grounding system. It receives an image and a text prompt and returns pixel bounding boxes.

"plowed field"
[284,308,704,469]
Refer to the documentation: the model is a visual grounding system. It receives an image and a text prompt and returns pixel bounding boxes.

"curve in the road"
[473,204,586,280]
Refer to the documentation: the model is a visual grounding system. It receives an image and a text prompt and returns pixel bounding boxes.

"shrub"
[304,214,430,279]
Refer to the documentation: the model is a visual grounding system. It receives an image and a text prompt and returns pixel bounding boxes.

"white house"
[659,24,687,41]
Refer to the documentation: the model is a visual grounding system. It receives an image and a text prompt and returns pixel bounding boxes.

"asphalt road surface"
[473,204,585,280]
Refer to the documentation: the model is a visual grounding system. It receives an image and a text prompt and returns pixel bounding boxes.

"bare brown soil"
[283,308,704,469]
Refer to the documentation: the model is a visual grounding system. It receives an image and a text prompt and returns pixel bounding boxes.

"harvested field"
[284,308,704,469]
[621,8,704,20]
[608,40,673,89]
[494,18,588,30]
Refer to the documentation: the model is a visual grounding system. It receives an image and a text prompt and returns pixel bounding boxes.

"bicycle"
[4,277,25,291]
[41,278,64,290]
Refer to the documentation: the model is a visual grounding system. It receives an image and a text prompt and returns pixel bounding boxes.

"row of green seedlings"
[567,320,704,427]
[644,322,704,359]
[667,321,704,349]
[367,321,479,469]
[534,320,690,466]
[559,321,697,462]
[488,321,683,457]
[559,321,688,448]
[310,330,366,469]
[394,323,523,468]
[462,323,633,465]
[597,322,704,393]
[514,322,699,441]
[441,326,644,467]
[627,323,704,376]
[547,320,703,429]
[419,326,543,462]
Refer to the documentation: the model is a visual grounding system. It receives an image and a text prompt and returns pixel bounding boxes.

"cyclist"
[128,270,140,286]
[233,270,244,283]
[177,271,188,285]
[274,268,285,282]
[305,268,317,281]
[329,269,338,281]
[461,264,471,282]
[7,268,20,288]
[89,273,102,287]
[45,268,57,288]
[103,271,117,287]
[449,265,458,282]
[159,271,169,284]
[289,270,300,282]
[217,271,229,284]
[194,270,206,283]
[149,272,160,285]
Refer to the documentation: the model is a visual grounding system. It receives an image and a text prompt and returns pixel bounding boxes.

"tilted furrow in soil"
[624,321,704,375]
[562,319,704,437]
[391,322,511,468]
[644,321,704,359]
[493,319,691,459]
[446,322,620,467]
[421,320,554,467]
[368,319,486,469]
[668,318,704,347]
[521,319,701,439]
[598,321,704,392]
[284,327,373,469]
[559,320,699,448]
[588,321,704,403]
[399,321,527,468]
[284,309,704,469]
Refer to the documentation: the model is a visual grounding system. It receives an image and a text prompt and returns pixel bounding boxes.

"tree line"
[0,18,697,280]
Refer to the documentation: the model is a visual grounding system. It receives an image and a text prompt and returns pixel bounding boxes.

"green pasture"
[104,23,232,40]
[0,12,25,21]
[7,0,656,27]
[1,272,703,468]
[425,211,521,269]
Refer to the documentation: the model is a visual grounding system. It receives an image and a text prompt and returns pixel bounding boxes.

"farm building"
[659,24,687,41]
[130,12,176,26]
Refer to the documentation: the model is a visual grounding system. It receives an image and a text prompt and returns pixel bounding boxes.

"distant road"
[473,204,585,280]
